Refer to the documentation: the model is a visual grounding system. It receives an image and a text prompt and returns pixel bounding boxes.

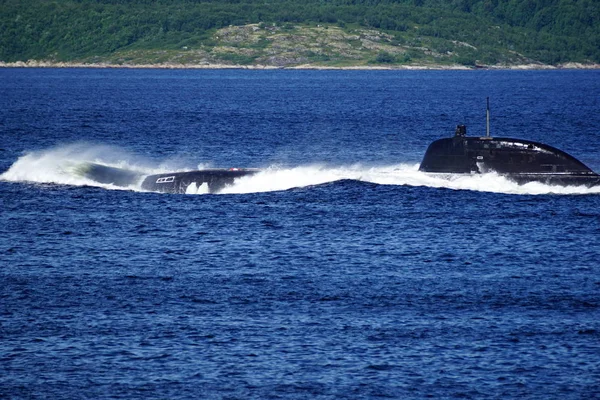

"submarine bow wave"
[3,144,600,196]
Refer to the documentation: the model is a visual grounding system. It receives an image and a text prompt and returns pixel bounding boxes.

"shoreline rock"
[1,60,599,70]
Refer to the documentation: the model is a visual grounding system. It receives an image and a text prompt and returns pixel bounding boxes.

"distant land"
[1,0,599,69]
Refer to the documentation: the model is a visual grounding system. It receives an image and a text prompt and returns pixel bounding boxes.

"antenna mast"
[486,97,490,137]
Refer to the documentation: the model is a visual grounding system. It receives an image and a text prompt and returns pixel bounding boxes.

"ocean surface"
[1,68,600,399]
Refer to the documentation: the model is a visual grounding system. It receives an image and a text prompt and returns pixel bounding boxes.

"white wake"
[0,144,149,190]
[220,164,600,195]
[2,145,600,196]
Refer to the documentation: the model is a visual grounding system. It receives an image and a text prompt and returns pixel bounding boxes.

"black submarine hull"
[141,169,258,193]
[419,130,600,187]
[498,173,600,187]
[80,163,258,193]
[78,163,145,187]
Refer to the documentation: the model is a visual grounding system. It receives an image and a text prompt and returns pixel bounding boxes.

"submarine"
[78,162,259,194]
[80,99,599,192]
[419,100,600,187]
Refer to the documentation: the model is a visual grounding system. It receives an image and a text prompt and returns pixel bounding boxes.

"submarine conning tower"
[418,124,596,176]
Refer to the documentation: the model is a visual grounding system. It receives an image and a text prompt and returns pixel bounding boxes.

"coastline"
[1,60,600,70]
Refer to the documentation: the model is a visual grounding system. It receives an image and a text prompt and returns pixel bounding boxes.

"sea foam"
[3,144,600,196]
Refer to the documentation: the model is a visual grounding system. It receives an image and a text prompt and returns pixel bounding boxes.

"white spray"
[3,144,600,196]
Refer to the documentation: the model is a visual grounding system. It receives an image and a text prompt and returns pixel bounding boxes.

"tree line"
[1,0,598,64]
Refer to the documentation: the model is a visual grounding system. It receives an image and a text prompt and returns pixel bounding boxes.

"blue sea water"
[1,68,600,399]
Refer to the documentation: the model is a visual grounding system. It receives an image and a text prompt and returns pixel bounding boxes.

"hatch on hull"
[419,125,600,187]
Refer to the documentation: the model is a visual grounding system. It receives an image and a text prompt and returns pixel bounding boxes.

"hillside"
[1,0,598,68]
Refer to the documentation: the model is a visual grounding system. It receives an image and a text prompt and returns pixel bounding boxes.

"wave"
[0,144,193,191]
[2,144,600,196]
[220,164,600,195]
[0,144,148,190]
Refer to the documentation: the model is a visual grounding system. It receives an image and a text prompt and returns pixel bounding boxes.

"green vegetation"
[1,0,598,67]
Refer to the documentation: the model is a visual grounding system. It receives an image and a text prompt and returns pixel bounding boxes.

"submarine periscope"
[419,99,600,187]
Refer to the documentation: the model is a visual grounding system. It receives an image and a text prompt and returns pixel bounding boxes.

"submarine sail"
[419,124,600,187]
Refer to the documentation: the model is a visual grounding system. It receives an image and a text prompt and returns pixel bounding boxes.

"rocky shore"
[2,60,598,70]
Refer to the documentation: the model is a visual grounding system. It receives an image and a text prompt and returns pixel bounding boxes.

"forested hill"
[1,0,598,67]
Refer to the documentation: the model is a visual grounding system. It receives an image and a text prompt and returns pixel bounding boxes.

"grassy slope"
[1,0,598,67]
[92,23,537,68]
